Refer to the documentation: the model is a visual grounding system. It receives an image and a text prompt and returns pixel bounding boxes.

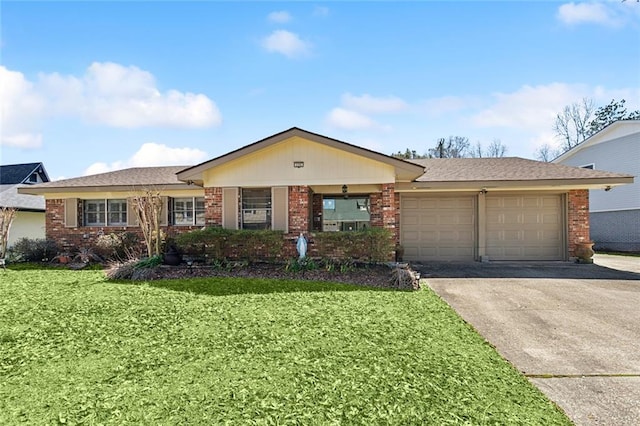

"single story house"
[554,120,640,252]
[20,128,633,262]
[0,162,50,246]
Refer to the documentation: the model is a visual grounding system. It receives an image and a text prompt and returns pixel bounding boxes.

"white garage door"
[401,195,475,261]
[486,194,563,261]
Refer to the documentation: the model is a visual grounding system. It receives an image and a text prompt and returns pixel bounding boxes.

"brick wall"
[204,187,222,226]
[45,199,200,253]
[567,189,590,258]
[288,186,310,235]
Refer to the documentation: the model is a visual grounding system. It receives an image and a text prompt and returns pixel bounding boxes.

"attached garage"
[401,195,475,261]
[485,194,564,261]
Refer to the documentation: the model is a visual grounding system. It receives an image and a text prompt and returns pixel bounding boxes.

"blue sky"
[1,1,639,180]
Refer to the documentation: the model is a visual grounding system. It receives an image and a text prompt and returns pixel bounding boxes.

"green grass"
[0,268,571,425]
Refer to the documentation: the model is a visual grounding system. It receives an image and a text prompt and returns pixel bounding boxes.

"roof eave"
[18,183,196,195]
[396,176,634,191]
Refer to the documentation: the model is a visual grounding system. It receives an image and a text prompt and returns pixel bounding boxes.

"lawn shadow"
[414,261,640,280]
[121,276,397,297]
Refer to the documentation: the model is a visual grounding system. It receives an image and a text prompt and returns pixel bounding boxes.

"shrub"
[104,255,162,280]
[8,238,58,262]
[175,227,285,262]
[312,228,394,262]
[93,232,140,261]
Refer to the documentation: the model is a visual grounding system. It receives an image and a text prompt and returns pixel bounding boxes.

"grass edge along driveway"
[0,268,571,425]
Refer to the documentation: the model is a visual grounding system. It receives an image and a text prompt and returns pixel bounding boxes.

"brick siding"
[567,189,590,258]
[204,187,222,226]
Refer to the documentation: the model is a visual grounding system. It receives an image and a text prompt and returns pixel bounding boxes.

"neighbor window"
[241,188,271,230]
[83,199,127,226]
[172,197,205,226]
[322,196,370,232]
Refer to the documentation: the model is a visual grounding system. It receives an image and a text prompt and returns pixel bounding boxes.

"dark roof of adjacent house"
[0,162,49,185]
[18,166,190,194]
[410,157,633,182]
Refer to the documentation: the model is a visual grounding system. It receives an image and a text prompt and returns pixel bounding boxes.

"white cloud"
[268,11,292,24]
[471,83,586,130]
[325,93,408,131]
[0,62,221,149]
[262,30,311,58]
[326,108,380,130]
[557,2,630,27]
[0,66,46,149]
[83,142,209,175]
[342,93,408,114]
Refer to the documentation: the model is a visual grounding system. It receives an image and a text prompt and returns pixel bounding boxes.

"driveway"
[418,254,640,425]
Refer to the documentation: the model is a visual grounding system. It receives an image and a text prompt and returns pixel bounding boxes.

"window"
[172,197,205,226]
[242,188,271,230]
[322,196,370,232]
[83,199,127,226]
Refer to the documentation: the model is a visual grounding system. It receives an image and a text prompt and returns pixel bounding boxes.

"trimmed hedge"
[312,227,394,262]
[175,227,285,262]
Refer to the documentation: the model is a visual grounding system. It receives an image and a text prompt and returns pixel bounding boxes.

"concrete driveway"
[418,254,640,425]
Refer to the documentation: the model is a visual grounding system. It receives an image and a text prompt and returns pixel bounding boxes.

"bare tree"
[0,207,17,259]
[428,136,470,158]
[486,139,508,157]
[469,139,508,158]
[534,143,560,162]
[131,189,163,257]
[553,97,595,152]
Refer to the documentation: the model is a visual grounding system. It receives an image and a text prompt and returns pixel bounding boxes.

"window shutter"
[272,187,288,232]
[126,198,139,226]
[222,187,239,229]
[64,198,78,228]
[160,197,169,226]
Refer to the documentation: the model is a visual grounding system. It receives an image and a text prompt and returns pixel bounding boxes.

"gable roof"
[177,127,426,184]
[18,166,191,195]
[553,120,640,163]
[401,157,633,190]
[0,162,49,185]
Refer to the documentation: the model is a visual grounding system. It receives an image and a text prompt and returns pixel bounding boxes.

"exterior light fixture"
[342,184,348,199]
[293,161,304,168]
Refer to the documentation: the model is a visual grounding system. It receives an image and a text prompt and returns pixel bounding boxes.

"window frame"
[241,188,272,230]
[321,195,371,232]
[83,199,127,227]
[171,197,205,226]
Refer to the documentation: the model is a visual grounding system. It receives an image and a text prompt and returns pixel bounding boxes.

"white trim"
[590,207,640,213]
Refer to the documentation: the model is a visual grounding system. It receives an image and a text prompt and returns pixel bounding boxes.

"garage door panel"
[402,195,475,262]
[487,194,563,261]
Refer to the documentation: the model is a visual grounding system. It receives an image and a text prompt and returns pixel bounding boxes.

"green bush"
[7,238,58,262]
[175,227,285,262]
[312,228,393,262]
[93,232,140,261]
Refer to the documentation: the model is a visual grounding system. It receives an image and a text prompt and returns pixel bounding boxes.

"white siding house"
[554,120,640,251]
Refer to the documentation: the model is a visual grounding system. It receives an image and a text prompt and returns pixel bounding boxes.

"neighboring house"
[20,128,633,262]
[554,120,640,252]
[0,162,50,246]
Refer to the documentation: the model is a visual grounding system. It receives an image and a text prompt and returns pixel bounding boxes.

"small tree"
[0,207,17,259]
[553,97,595,152]
[131,190,163,257]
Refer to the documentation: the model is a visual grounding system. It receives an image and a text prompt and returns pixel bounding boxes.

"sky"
[1,1,639,180]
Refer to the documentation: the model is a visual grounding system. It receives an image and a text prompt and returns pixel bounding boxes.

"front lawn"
[0,268,570,425]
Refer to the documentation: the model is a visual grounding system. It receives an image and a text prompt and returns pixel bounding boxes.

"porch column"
[204,187,223,226]
[288,185,310,235]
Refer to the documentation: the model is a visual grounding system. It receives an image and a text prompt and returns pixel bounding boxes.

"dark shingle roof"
[410,157,633,182]
[0,163,47,184]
